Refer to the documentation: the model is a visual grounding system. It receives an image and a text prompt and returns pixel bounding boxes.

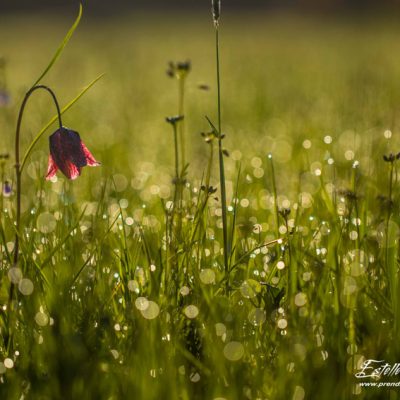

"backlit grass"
[0,7,400,399]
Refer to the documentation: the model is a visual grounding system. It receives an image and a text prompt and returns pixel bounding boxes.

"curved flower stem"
[6,85,62,349]
[13,85,62,267]
[8,85,62,322]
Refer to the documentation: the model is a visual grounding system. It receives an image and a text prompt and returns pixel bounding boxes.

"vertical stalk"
[173,122,180,182]
[178,78,186,171]
[215,27,229,291]
[268,154,280,239]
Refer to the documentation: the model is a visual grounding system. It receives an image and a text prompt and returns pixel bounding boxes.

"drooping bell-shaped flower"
[46,127,100,180]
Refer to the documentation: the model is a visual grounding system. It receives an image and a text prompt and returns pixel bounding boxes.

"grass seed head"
[212,0,221,27]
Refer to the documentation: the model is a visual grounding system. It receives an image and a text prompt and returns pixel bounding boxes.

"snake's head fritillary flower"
[46,127,100,180]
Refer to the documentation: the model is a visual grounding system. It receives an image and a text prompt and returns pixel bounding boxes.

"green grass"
[0,8,400,399]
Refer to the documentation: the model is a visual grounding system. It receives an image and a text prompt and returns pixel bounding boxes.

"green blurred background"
[2,3,400,184]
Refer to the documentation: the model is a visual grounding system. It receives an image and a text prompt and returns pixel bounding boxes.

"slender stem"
[268,154,280,239]
[173,123,180,181]
[216,29,222,135]
[13,85,62,267]
[215,27,229,290]
[178,78,185,170]
[385,161,394,271]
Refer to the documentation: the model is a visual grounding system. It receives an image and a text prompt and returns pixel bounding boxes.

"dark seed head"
[383,153,399,163]
[198,83,210,91]
[166,115,184,125]
[212,0,221,27]
[166,60,191,79]
[279,207,291,218]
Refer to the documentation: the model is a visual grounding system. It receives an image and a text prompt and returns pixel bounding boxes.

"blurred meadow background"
[1,0,400,399]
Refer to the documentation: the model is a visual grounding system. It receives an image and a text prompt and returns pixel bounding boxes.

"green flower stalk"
[210,0,229,291]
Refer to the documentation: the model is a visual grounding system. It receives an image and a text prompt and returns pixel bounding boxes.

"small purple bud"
[3,180,11,197]
[0,90,10,107]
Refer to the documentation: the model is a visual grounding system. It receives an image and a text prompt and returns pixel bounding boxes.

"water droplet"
[184,305,199,319]
[277,318,288,329]
[294,293,307,307]
[18,279,34,296]
[140,301,160,320]
[240,279,261,299]
[135,297,149,311]
[248,308,266,326]
[36,212,56,233]
[8,267,22,284]
[277,260,285,270]
[190,372,201,382]
[111,349,119,359]
[127,280,139,293]
[223,341,244,361]
[35,312,49,327]
[180,286,190,296]
[3,358,13,369]
[292,385,305,400]
[215,323,226,337]
[199,269,215,284]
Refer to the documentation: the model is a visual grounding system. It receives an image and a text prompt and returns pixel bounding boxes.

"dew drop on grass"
[349,231,358,241]
[111,349,119,359]
[199,269,215,284]
[113,174,128,192]
[125,217,134,226]
[292,385,305,400]
[140,301,159,320]
[8,267,23,284]
[215,323,226,337]
[277,261,285,270]
[294,293,307,307]
[35,312,49,327]
[240,279,261,299]
[324,135,333,144]
[6,242,14,253]
[248,308,266,326]
[277,319,288,330]
[180,286,190,296]
[18,279,34,296]
[223,341,244,362]
[119,198,129,209]
[127,280,139,293]
[190,372,201,382]
[3,358,13,369]
[36,212,56,233]
[135,297,149,311]
[384,129,392,139]
[184,305,199,319]
[377,221,399,248]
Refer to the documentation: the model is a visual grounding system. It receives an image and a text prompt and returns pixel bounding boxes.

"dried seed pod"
[212,0,221,27]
